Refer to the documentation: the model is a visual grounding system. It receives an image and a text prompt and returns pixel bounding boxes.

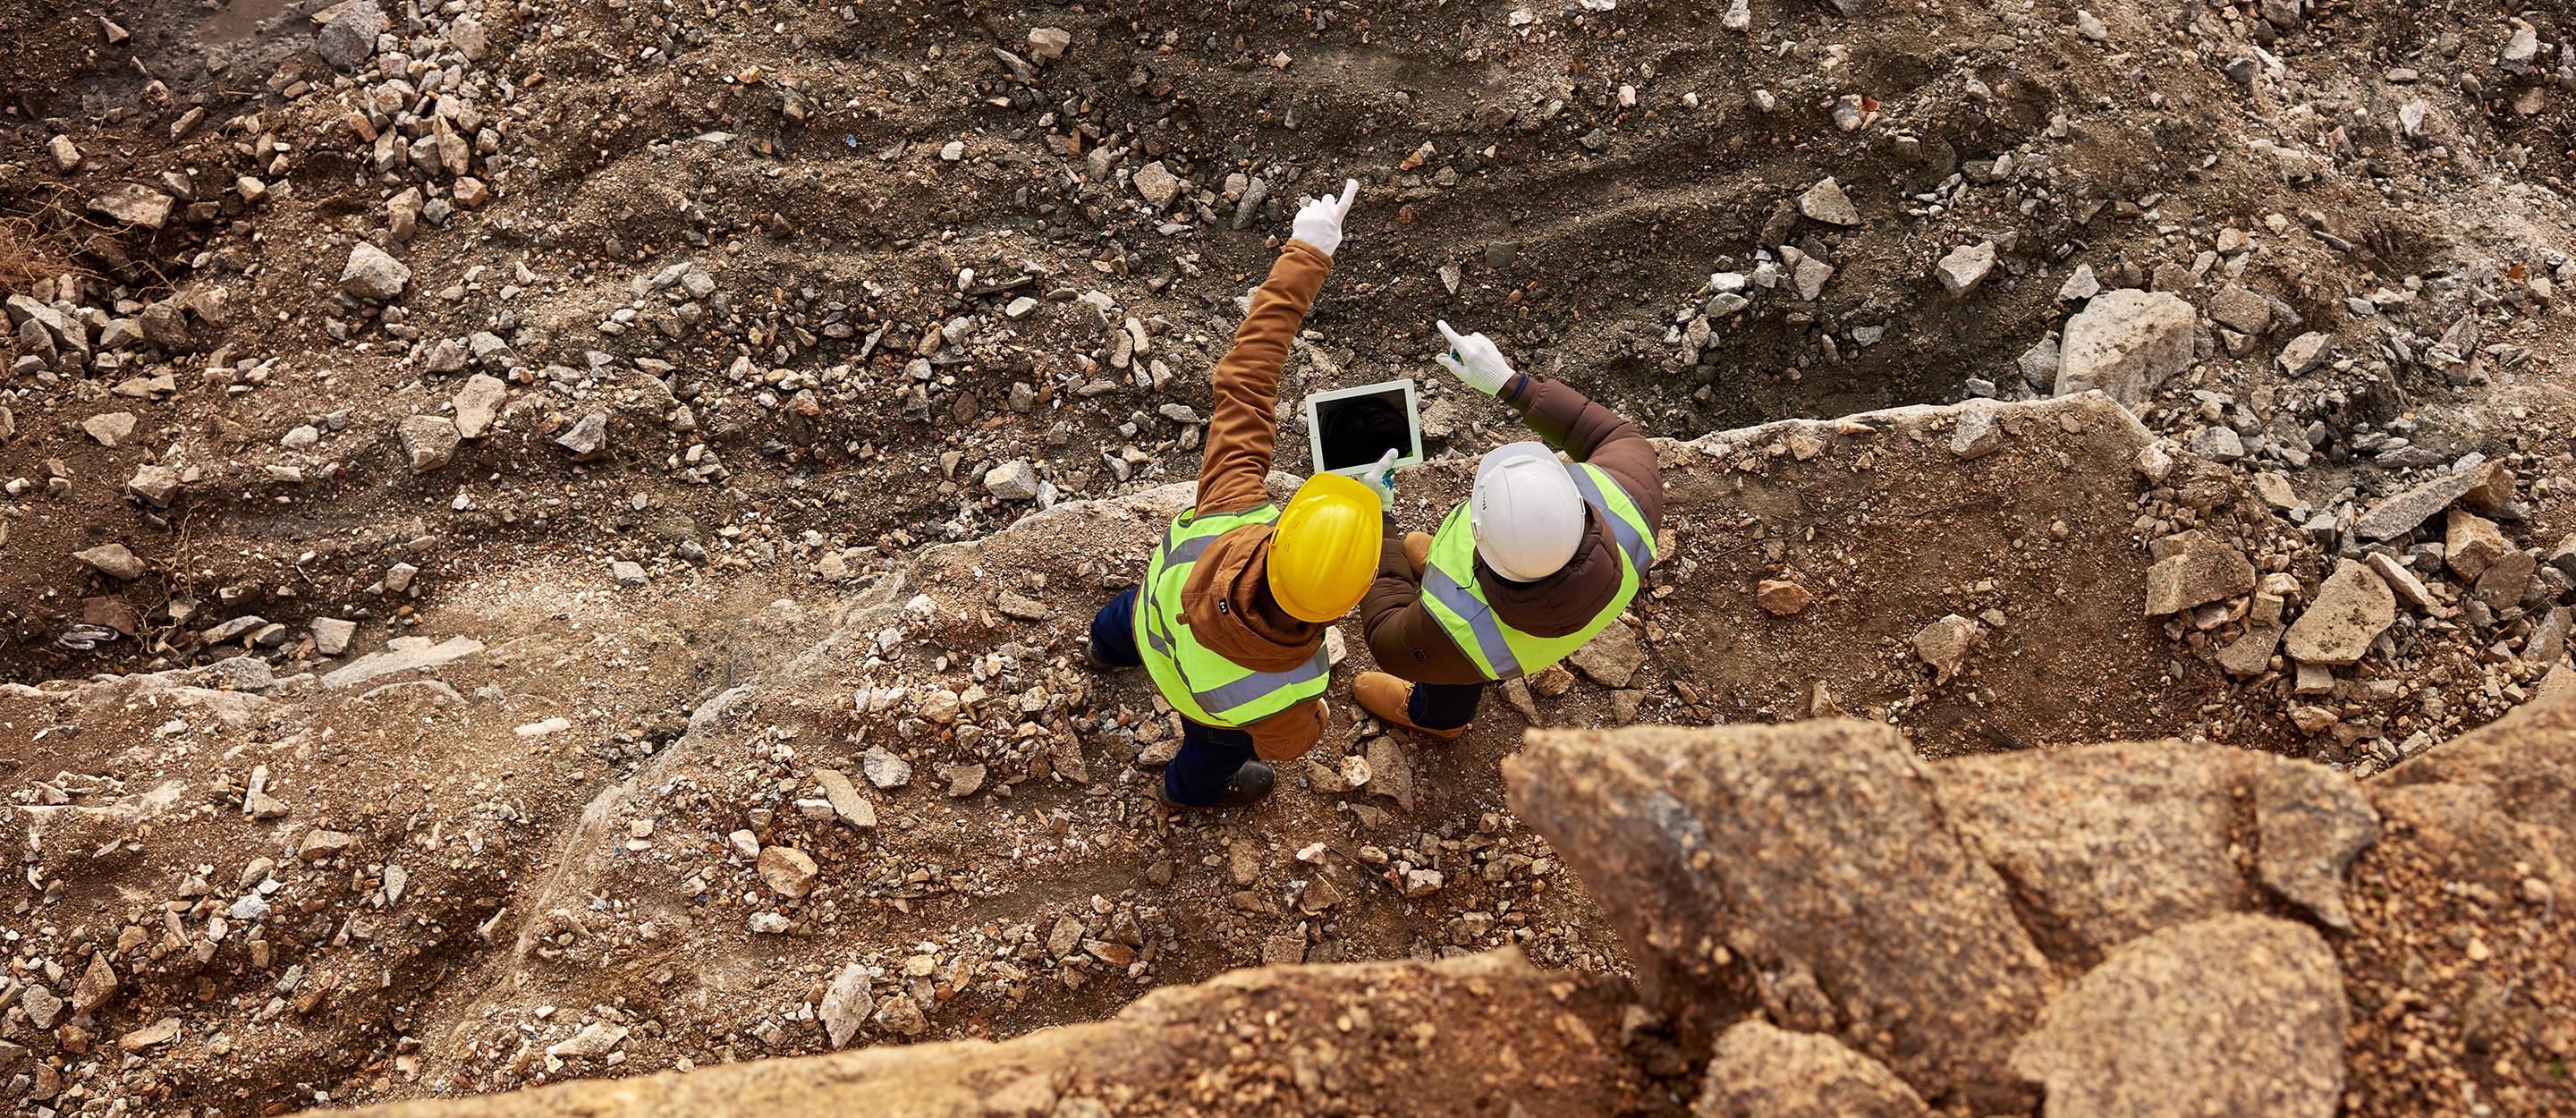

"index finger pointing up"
[1334,178,1359,216]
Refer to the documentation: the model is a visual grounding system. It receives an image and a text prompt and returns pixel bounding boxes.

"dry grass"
[0,215,80,296]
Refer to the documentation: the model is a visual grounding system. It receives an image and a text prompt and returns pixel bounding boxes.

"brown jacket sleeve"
[1499,375,1664,531]
[1244,699,1324,762]
[1363,514,1494,684]
[1198,240,1334,515]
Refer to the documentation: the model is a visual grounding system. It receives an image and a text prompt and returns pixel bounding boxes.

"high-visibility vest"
[1133,504,1332,727]
[1419,463,1657,681]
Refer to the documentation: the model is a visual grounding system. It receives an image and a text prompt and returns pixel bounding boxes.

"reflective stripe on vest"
[1419,463,1657,681]
[1131,505,1332,727]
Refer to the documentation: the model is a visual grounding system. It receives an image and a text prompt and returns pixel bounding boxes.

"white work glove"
[1359,448,1398,512]
[1290,179,1360,258]
[1435,320,1517,396]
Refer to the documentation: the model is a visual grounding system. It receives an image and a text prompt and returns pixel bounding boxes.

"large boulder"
[2053,289,2198,404]
[1505,721,2054,1112]
[2008,914,2345,1118]
[1698,1020,1929,1118]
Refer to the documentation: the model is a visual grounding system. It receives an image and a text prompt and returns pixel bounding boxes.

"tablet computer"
[1304,379,1424,479]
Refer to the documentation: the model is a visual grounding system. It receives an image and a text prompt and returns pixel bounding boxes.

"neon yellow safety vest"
[1419,463,1657,681]
[1132,504,1333,728]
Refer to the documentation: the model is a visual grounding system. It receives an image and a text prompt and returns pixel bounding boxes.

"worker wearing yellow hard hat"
[1089,180,1383,809]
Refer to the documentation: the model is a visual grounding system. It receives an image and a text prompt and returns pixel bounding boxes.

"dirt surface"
[4,0,2576,1113]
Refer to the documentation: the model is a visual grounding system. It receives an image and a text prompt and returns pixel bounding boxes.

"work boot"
[1157,760,1275,809]
[1403,531,1434,578]
[1086,642,1132,673]
[1354,671,1465,741]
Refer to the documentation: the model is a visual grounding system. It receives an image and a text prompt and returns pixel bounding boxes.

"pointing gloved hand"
[1290,179,1360,258]
[1435,319,1517,397]
[1360,448,1399,512]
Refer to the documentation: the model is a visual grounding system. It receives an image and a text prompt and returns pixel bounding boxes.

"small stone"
[48,135,81,171]
[2473,550,2537,611]
[1757,580,1813,616]
[813,767,877,830]
[996,592,1050,621]
[873,994,929,1037]
[1797,178,1863,226]
[2283,560,2395,667]
[396,415,461,473]
[2275,331,2333,375]
[2057,264,2100,301]
[75,544,148,580]
[2207,284,2273,335]
[1131,161,1184,208]
[984,459,1041,500]
[89,182,173,229]
[81,411,138,447]
[860,746,913,788]
[1949,406,2003,459]
[1912,614,1980,683]
[71,954,118,1016]
[2054,289,2197,404]
[1933,241,1997,295]
[2142,533,2255,615]
[758,845,819,898]
[608,561,649,588]
[2364,554,2432,610]
[2188,426,2245,462]
[316,0,387,71]
[2445,508,2509,580]
[341,241,411,301]
[546,1021,630,1059]
[453,374,506,438]
[819,963,875,1048]
[1567,624,1648,687]
[2134,441,2176,483]
[309,617,358,656]
[298,829,358,860]
[555,411,610,460]
[20,987,63,1031]
[1027,27,1072,61]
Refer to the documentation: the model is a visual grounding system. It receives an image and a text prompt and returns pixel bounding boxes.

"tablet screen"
[1314,387,1415,471]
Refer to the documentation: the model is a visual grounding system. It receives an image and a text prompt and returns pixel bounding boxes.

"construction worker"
[1088,181,1385,809]
[1354,322,1665,738]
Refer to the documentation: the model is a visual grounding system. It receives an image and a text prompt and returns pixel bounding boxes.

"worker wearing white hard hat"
[1353,321,1667,739]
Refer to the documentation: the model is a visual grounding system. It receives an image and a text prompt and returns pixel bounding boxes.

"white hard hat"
[1471,442,1586,582]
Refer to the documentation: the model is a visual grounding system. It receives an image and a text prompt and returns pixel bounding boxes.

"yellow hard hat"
[1267,473,1378,623]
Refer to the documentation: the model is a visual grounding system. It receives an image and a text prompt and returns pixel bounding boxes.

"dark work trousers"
[1410,680,1487,731]
[1090,588,1258,807]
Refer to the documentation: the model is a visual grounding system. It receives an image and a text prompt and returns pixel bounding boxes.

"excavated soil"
[4,0,2575,1113]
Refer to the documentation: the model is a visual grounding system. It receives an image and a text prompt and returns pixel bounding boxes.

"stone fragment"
[2275,331,2332,375]
[546,1021,629,1059]
[317,0,387,71]
[1949,406,2002,459]
[89,182,173,229]
[819,963,874,1048]
[610,560,649,588]
[2351,460,2492,540]
[320,635,484,689]
[342,241,411,301]
[2053,289,2196,404]
[940,761,987,798]
[1131,161,1183,208]
[2141,533,2255,615]
[299,829,357,860]
[71,953,118,1016]
[2283,560,2394,667]
[2444,507,2509,580]
[2008,915,2345,1118]
[1698,1019,1931,1118]
[813,767,877,830]
[1797,178,1862,226]
[2473,550,2537,610]
[1027,27,1072,61]
[1365,736,1414,812]
[1566,623,1648,687]
[21,987,64,1030]
[396,414,460,473]
[1756,580,1812,616]
[1912,614,1979,683]
[758,845,819,898]
[2251,760,2377,930]
[555,411,609,460]
[452,374,505,439]
[984,459,1040,500]
[1504,722,2053,1111]
[2206,284,2272,335]
[82,411,138,446]
[309,617,358,656]
[1933,241,1996,295]
[76,544,148,580]
[2057,264,2100,301]
[860,746,913,789]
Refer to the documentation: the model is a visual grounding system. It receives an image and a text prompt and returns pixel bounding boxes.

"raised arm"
[1197,180,1358,514]
[1435,321,1663,531]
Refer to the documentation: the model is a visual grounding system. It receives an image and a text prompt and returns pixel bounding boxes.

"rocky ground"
[3,0,2574,1114]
